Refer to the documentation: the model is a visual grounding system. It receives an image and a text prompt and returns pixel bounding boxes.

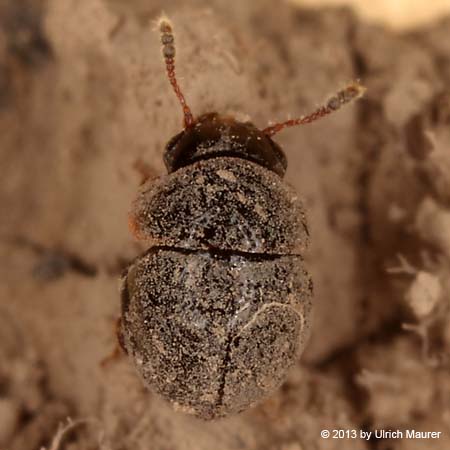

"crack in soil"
[10,235,98,280]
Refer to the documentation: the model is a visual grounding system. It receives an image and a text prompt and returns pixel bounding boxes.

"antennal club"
[262,81,366,137]
[158,18,195,128]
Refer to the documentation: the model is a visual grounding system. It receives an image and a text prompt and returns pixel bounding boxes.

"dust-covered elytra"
[120,248,312,419]
[163,113,288,176]
[131,157,309,255]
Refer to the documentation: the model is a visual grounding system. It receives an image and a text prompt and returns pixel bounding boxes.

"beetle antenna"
[158,18,195,128]
[262,81,366,137]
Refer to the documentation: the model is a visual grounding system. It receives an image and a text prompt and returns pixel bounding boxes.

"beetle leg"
[100,317,127,369]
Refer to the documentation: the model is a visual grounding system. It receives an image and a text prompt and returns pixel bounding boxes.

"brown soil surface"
[1,1,450,449]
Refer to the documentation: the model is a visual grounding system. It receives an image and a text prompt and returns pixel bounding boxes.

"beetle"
[119,17,364,420]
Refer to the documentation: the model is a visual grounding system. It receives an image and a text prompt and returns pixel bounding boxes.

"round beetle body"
[121,114,313,419]
[119,17,364,420]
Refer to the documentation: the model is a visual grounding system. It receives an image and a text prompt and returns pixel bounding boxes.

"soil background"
[1,0,450,449]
